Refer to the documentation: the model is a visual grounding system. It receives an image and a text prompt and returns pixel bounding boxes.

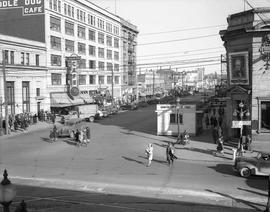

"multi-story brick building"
[0,0,138,115]
[220,8,270,150]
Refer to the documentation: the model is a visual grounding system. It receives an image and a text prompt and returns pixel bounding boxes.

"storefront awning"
[50,92,85,108]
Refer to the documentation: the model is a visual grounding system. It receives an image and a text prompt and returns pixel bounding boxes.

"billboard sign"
[0,0,45,42]
[0,0,44,16]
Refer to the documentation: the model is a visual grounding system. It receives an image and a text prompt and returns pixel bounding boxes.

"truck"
[75,104,101,122]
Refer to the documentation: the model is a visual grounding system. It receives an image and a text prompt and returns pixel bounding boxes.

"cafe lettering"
[0,0,44,15]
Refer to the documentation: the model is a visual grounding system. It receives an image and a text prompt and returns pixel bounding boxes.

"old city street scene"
[0,0,270,211]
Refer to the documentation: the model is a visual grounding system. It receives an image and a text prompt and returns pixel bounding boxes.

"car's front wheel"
[239,167,251,178]
[89,116,95,122]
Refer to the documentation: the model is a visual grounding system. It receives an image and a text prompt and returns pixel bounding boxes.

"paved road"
[0,105,268,211]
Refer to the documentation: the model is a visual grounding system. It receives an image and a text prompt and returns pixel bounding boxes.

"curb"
[12,176,267,209]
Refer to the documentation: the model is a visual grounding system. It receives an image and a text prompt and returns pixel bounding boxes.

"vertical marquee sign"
[0,0,45,42]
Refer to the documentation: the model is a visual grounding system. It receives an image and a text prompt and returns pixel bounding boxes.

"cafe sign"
[0,0,44,16]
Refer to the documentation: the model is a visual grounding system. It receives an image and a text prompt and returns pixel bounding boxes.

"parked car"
[120,102,138,110]
[233,152,270,177]
[60,110,80,124]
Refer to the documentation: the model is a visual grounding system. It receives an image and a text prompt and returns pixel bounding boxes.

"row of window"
[3,50,40,66]
[51,73,120,86]
[50,17,120,47]
[49,0,120,35]
[51,54,119,71]
[51,36,119,60]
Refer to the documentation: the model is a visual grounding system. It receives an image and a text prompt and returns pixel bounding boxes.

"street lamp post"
[0,170,16,212]
[233,101,250,154]
[176,97,181,139]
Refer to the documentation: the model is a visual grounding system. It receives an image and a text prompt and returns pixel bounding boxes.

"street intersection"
[0,105,268,211]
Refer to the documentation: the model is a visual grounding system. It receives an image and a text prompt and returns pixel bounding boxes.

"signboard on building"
[232,120,251,128]
[0,0,45,42]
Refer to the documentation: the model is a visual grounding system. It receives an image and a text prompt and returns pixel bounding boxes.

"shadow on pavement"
[208,164,236,176]
[122,156,145,165]
[138,155,168,165]
[9,184,257,212]
[40,137,52,143]
[205,189,265,211]
[237,187,267,197]
[245,176,268,192]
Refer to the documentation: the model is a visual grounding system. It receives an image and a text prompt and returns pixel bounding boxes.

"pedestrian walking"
[86,127,91,143]
[212,126,218,144]
[52,125,58,142]
[216,136,224,155]
[166,143,177,166]
[49,129,54,142]
[75,129,80,144]
[145,143,153,167]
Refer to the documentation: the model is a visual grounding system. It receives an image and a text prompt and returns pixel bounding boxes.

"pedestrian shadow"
[40,137,52,143]
[122,156,145,165]
[62,139,78,146]
[205,189,265,210]
[138,156,168,165]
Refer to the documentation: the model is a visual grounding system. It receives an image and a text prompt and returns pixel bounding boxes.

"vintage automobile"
[233,152,270,177]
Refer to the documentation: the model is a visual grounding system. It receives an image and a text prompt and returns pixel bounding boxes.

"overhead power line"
[138,33,219,46]
[138,46,224,58]
[140,24,227,36]
[138,50,224,61]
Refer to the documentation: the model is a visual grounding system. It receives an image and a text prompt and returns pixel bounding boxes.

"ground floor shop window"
[261,101,270,132]
[6,81,15,114]
[22,81,30,113]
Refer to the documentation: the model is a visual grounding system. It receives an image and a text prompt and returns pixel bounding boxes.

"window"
[107,50,112,59]
[78,43,86,54]
[26,53,30,65]
[89,60,96,69]
[98,47,104,58]
[65,21,74,35]
[89,75,96,84]
[21,52,25,65]
[107,76,112,84]
[22,81,30,113]
[10,51,14,65]
[261,101,270,131]
[97,18,104,29]
[53,0,57,10]
[58,0,61,12]
[106,35,112,47]
[3,50,8,64]
[114,51,119,60]
[89,29,95,41]
[113,26,119,35]
[114,38,119,48]
[65,39,74,52]
[78,25,85,39]
[107,62,113,71]
[36,88,40,96]
[89,45,95,56]
[78,59,86,68]
[51,73,62,85]
[114,64,119,71]
[71,7,74,17]
[67,5,71,16]
[35,54,40,66]
[79,75,86,85]
[170,113,183,124]
[51,54,62,66]
[77,9,79,20]
[115,76,119,84]
[51,36,61,50]
[106,22,112,32]
[88,14,95,26]
[98,61,104,70]
[98,75,104,84]
[6,81,15,114]
[49,0,52,9]
[98,32,104,44]
[64,3,67,14]
[50,16,61,32]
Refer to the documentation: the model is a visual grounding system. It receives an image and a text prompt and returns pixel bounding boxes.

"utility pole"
[152,69,155,96]
[2,50,8,135]
[111,67,114,104]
